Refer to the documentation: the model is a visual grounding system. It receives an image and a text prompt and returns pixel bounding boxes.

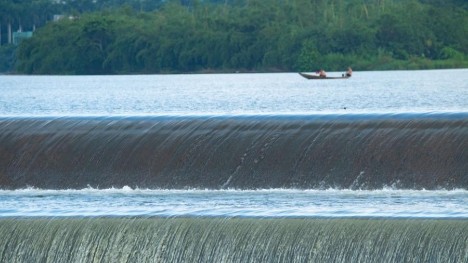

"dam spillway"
[1,218,466,263]
[0,113,466,190]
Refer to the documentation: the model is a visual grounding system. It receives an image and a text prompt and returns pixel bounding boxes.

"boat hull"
[299,72,350,80]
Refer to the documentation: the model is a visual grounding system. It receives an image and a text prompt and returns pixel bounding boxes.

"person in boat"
[317,69,327,78]
[345,67,352,77]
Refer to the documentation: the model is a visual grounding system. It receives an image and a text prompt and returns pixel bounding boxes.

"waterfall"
[1,114,466,190]
[0,218,466,263]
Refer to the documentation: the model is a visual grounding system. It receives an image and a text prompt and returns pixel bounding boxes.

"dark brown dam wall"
[0,114,466,189]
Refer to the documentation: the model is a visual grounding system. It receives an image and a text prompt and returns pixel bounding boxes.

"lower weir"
[1,218,466,262]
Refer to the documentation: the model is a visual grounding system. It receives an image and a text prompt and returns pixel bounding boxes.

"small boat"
[299,72,350,80]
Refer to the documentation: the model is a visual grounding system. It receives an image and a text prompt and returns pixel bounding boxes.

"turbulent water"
[1,218,467,263]
[1,188,467,218]
[0,70,467,262]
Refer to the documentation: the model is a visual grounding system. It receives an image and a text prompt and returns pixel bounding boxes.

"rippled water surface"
[1,188,467,218]
[1,69,467,115]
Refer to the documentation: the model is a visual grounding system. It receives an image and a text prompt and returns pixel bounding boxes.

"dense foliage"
[5,0,468,74]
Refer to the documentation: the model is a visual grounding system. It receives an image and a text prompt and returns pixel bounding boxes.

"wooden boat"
[299,72,350,80]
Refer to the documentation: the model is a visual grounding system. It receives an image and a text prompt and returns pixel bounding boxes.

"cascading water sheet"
[1,70,467,262]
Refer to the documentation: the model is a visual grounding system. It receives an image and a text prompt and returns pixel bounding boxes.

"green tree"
[13,0,468,74]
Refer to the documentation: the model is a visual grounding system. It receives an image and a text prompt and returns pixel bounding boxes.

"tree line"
[3,0,468,74]
[0,0,172,45]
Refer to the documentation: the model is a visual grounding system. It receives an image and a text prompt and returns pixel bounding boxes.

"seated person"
[318,69,327,78]
[346,67,352,77]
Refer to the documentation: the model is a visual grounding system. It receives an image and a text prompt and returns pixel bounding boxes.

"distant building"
[53,14,78,22]
[53,14,65,21]
[13,31,33,45]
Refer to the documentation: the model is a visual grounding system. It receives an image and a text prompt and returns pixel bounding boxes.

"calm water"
[1,69,467,218]
[1,69,467,116]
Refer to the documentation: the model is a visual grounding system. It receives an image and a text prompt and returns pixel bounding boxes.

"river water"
[1,69,467,116]
[0,70,467,262]
[1,188,467,218]
[0,69,467,219]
